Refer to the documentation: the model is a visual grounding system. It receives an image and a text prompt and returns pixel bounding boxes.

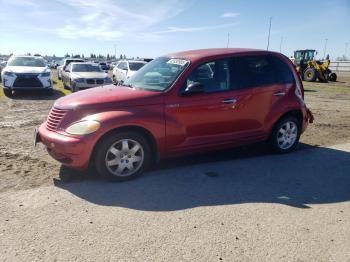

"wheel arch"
[89,125,158,167]
[269,109,303,138]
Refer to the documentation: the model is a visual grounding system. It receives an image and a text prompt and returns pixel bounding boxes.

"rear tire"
[303,68,317,82]
[94,131,152,181]
[270,116,301,153]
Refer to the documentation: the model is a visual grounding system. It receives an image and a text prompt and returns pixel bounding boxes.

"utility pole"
[226,33,230,48]
[114,44,117,60]
[267,17,272,50]
[279,36,283,53]
[323,38,328,59]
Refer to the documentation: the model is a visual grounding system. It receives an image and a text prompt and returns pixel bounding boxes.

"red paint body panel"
[38,48,313,170]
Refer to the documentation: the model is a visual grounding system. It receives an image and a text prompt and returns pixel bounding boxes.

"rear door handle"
[273,91,286,97]
[222,98,237,104]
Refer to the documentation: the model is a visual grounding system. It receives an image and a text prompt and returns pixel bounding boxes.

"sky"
[0,0,349,59]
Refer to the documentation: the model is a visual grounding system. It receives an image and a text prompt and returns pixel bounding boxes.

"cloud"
[56,0,192,41]
[154,22,240,34]
[221,12,240,18]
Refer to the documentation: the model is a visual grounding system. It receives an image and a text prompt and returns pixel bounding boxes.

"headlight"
[66,120,101,135]
[73,78,85,83]
[4,71,15,77]
[40,72,51,77]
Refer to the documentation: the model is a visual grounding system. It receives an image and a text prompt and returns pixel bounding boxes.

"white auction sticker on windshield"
[167,59,188,66]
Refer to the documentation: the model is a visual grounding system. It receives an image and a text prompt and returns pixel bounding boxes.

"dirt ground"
[0,71,350,193]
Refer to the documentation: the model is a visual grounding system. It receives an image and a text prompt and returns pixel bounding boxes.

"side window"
[269,56,294,84]
[118,62,128,70]
[186,59,230,93]
[237,56,276,88]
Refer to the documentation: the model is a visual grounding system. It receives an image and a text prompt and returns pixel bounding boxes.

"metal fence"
[329,61,350,72]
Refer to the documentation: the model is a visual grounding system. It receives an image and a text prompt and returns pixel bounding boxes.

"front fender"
[83,106,166,158]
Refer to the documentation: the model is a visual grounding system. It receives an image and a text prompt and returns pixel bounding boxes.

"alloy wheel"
[105,139,144,177]
[276,121,298,150]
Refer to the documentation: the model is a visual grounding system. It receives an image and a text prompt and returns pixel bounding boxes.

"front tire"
[94,131,152,181]
[270,116,301,153]
[3,89,13,97]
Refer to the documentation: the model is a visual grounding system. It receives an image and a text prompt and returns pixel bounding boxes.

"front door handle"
[222,98,237,104]
[273,91,286,97]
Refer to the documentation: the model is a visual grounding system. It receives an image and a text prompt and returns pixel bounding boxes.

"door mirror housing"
[182,82,204,95]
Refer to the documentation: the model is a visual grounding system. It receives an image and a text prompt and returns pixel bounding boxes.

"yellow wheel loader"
[293,49,337,82]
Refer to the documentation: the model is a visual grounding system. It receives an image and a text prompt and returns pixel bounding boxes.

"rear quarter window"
[269,56,295,84]
[235,55,294,89]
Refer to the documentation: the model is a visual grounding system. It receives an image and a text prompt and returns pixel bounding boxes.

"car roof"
[10,55,44,59]
[165,48,277,63]
[119,60,146,64]
[70,62,97,65]
[65,58,84,61]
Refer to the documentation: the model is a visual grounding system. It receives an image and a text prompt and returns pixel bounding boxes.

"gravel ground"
[0,72,350,261]
[0,142,349,261]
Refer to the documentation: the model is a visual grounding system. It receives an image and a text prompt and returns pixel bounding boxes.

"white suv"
[1,56,53,97]
[112,60,147,84]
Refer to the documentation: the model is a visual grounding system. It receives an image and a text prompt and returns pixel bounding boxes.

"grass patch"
[303,81,350,94]
[52,70,71,96]
[0,84,4,99]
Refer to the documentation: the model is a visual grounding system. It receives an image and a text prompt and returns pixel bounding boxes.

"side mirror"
[182,82,204,95]
[65,68,70,72]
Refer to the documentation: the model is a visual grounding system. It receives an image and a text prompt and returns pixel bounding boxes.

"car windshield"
[129,62,146,71]
[72,64,103,72]
[8,57,46,67]
[124,57,189,91]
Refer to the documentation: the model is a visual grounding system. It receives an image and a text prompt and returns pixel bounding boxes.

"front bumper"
[3,74,52,90]
[37,123,93,170]
[74,80,112,90]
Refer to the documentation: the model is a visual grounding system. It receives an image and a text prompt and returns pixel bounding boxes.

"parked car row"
[0,54,149,96]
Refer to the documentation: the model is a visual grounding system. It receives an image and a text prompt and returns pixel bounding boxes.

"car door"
[233,55,294,135]
[165,57,260,155]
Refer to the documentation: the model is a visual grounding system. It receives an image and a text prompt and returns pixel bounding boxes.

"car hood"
[54,85,163,109]
[5,66,49,74]
[71,72,108,79]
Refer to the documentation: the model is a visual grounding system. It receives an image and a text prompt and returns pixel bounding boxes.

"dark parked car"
[35,48,314,181]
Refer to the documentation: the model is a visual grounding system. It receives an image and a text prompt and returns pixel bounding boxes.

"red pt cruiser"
[35,49,314,181]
